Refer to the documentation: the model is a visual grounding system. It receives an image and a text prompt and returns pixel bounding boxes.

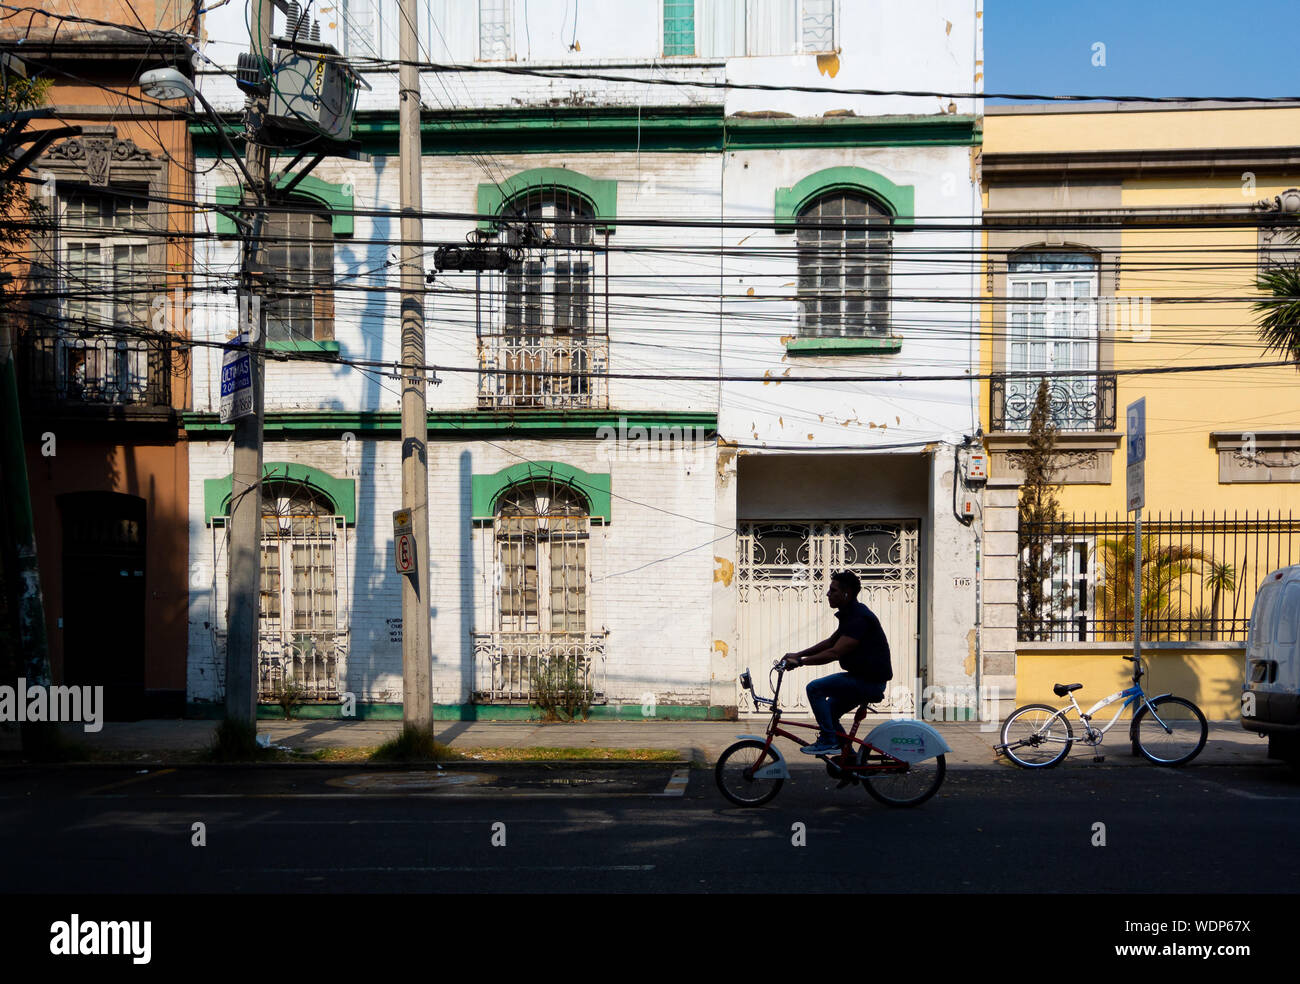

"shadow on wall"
[340,162,397,704]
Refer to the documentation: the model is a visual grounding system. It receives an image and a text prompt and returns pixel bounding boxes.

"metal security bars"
[991,372,1117,432]
[1018,511,1300,642]
[796,191,891,337]
[478,186,609,409]
[20,325,173,411]
[472,477,606,704]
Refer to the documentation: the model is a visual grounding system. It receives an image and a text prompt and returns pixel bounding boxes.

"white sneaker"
[800,739,841,755]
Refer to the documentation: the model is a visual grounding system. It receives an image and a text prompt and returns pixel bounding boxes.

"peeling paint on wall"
[965,628,977,676]
[713,640,729,659]
[714,556,735,587]
[816,52,840,77]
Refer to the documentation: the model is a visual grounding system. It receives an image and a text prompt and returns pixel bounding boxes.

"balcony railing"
[991,372,1116,433]
[477,334,608,410]
[19,326,173,414]
[471,630,608,704]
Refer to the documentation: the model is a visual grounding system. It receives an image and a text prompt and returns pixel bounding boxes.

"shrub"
[531,658,593,722]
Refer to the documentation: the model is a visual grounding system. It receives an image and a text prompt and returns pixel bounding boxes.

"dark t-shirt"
[831,601,893,682]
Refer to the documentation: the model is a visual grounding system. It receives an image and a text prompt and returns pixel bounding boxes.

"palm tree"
[1254,264,1300,368]
[1096,535,1208,641]
[1204,562,1238,640]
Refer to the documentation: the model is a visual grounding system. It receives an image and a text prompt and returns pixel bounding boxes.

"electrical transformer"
[266,38,359,142]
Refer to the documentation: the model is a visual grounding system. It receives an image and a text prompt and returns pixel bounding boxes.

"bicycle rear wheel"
[715,739,784,806]
[999,703,1074,768]
[1133,696,1207,766]
[859,750,945,807]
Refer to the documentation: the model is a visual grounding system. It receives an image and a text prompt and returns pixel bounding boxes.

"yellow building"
[979,102,1300,719]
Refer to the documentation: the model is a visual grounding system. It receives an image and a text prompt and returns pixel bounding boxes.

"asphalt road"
[4,760,1298,894]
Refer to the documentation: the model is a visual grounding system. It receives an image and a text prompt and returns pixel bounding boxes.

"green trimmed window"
[797,190,893,338]
[265,196,336,344]
[663,0,695,55]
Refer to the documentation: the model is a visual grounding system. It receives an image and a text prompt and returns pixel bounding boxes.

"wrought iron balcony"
[991,372,1116,433]
[471,631,608,704]
[19,325,173,416]
[477,334,608,410]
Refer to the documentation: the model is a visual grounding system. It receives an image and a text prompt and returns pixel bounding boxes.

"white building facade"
[185,0,987,719]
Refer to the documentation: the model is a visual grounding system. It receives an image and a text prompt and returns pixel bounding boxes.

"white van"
[1242,565,1300,768]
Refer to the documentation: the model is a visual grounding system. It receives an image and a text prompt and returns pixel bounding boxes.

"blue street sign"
[1126,398,1146,465]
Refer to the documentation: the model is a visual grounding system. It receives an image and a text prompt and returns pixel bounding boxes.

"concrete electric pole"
[398,0,433,725]
[223,0,276,728]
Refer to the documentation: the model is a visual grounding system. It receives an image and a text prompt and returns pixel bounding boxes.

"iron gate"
[736,521,920,716]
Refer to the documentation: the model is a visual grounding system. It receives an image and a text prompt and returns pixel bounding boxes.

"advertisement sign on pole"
[219,334,253,423]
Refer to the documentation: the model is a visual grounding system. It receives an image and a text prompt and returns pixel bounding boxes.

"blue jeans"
[807,673,886,745]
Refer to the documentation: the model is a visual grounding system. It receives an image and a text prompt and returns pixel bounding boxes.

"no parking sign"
[393,509,415,574]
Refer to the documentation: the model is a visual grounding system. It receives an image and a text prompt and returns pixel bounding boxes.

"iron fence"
[477,335,608,410]
[1018,511,1300,642]
[19,325,172,411]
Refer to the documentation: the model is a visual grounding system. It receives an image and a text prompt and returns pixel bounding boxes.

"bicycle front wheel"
[859,751,946,807]
[715,739,784,806]
[999,703,1074,768]
[1133,696,1207,766]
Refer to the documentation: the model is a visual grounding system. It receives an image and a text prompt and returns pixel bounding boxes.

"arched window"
[257,479,341,700]
[502,188,596,336]
[265,198,334,343]
[796,190,892,337]
[495,478,589,634]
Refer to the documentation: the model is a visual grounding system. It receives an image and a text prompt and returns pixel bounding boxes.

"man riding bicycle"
[782,570,893,756]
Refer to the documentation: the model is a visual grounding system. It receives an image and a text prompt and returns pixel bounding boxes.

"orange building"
[4,1,196,716]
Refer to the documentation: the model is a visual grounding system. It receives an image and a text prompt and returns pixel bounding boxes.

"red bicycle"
[716,660,950,808]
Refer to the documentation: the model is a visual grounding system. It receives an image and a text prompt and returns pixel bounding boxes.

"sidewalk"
[4,717,1280,768]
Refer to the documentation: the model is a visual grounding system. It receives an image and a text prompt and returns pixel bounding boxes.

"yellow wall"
[1016,646,1246,719]
[984,107,1300,516]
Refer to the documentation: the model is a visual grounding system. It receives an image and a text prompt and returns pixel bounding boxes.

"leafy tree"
[1017,380,1063,641]
[0,73,52,292]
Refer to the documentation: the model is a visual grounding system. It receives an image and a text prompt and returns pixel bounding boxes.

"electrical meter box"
[965,450,988,484]
[267,38,358,141]
[959,497,977,520]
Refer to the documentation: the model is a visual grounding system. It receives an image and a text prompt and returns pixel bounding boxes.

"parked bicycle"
[996,655,1208,768]
[716,659,951,807]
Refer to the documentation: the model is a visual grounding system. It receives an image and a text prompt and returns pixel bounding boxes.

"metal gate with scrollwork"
[736,521,919,716]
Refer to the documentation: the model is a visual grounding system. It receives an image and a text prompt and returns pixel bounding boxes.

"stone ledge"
[986,430,1123,485]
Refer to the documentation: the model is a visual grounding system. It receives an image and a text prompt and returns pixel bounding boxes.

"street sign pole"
[1126,398,1146,702]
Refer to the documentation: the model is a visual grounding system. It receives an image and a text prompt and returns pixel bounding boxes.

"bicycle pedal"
[1093,755,1105,763]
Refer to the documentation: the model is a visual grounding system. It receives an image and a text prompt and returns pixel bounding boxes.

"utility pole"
[398,0,432,725]
[224,0,275,728]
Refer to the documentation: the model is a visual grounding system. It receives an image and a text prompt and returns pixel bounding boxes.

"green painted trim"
[472,460,611,523]
[203,461,356,525]
[215,174,354,235]
[187,701,731,721]
[774,165,916,231]
[182,410,718,440]
[196,110,977,158]
[266,339,342,353]
[476,166,617,232]
[786,335,904,355]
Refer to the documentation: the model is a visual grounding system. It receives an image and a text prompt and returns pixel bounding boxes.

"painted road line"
[246,865,655,874]
[655,767,690,797]
[85,768,176,795]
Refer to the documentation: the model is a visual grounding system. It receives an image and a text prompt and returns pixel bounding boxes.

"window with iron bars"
[796,190,892,337]
[479,187,607,409]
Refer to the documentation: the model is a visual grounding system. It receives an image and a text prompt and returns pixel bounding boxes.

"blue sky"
[986,1,1300,100]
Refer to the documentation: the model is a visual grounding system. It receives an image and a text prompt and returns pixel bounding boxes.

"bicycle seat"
[1053,683,1084,697]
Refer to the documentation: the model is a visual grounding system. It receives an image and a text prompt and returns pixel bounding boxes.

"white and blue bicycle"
[996,655,1208,768]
